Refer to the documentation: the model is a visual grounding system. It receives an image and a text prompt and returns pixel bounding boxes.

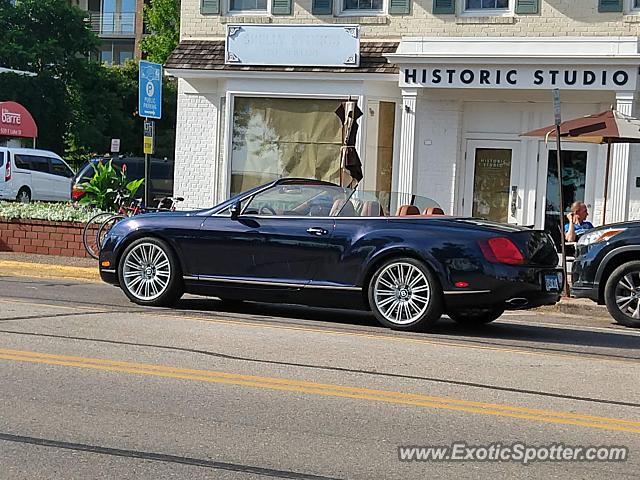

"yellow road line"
[0,260,100,283]
[0,348,638,434]
[0,297,636,366]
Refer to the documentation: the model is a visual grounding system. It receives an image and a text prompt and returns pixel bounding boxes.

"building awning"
[165,40,399,74]
[0,101,38,139]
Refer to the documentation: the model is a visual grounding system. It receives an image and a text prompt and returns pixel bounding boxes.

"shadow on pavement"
[173,297,640,357]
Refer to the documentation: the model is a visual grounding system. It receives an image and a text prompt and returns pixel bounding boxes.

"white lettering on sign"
[400,66,637,91]
[1,108,21,125]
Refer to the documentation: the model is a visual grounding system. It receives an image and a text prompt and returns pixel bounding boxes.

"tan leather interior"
[330,199,357,217]
[361,201,384,217]
[423,207,445,216]
[396,205,420,216]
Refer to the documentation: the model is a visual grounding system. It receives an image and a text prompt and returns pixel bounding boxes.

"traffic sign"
[139,60,162,119]
[143,120,155,155]
[110,138,120,153]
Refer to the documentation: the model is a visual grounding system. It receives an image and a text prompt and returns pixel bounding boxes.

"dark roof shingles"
[165,40,398,74]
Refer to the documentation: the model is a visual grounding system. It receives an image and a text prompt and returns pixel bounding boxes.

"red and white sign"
[0,101,38,138]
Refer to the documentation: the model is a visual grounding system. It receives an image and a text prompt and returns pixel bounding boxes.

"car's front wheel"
[604,261,640,328]
[118,237,183,307]
[448,307,504,326]
[368,257,443,331]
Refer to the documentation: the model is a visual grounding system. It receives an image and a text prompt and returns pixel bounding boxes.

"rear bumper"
[570,283,600,303]
[444,267,563,311]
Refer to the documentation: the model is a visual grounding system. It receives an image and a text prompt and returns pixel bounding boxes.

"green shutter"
[598,0,622,12]
[515,0,539,14]
[272,0,292,14]
[312,0,333,15]
[433,0,455,14]
[201,0,219,14]
[390,0,410,14]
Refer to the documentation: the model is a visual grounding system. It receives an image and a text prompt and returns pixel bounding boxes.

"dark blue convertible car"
[99,178,562,331]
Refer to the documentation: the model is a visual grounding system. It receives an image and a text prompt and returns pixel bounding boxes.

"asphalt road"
[0,274,639,479]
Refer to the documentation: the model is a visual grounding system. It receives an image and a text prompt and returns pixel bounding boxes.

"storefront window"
[230,97,343,195]
[465,0,509,10]
[229,0,267,11]
[545,150,587,248]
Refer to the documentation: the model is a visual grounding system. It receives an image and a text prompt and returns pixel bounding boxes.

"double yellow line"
[0,347,638,433]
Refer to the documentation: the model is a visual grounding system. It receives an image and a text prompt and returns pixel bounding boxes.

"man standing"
[565,201,594,242]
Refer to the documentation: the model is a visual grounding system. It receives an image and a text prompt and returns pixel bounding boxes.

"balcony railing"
[87,11,136,37]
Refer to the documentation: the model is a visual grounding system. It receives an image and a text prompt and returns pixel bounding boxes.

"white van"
[0,148,74,203]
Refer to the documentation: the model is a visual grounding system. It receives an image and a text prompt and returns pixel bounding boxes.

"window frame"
[337,0,387,16]
[226,0,270,16]
[626,0,640,13]
[459,0,513,17]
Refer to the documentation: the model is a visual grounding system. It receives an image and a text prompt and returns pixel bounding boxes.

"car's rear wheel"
[604,261,640,328]
[447,307,504,326]
[368,257,443,331]
[118,237,183,307]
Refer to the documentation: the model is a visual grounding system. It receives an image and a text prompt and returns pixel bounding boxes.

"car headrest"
[396,205,420,216]
[361,201,384,217]
[423,207,445,216]
[330,199,357,217]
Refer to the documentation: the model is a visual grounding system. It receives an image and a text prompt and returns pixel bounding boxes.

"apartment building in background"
[165,0,640,241]
[69,0,147,65]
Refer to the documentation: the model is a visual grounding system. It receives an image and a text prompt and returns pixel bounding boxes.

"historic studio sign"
[400,65,637,91]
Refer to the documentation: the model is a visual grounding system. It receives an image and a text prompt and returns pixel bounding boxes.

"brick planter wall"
[0,218,88,257]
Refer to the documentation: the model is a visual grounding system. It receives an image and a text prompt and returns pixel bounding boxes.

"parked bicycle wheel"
[83,212,114,259]
[97,214,126,254]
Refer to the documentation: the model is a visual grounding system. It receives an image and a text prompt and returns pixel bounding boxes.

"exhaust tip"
[506,297,529,308]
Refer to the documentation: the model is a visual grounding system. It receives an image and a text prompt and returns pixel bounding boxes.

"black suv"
[571,222,640,327]
[72,156,174,203]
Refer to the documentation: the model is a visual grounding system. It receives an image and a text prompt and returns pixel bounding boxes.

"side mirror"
[229,201,241,220]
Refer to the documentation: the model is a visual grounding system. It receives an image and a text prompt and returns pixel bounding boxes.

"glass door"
[464,140,521,224]
[540,147,595,249]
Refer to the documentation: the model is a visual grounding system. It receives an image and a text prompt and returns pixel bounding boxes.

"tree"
[0,0,99,81]
[140,0,180,64]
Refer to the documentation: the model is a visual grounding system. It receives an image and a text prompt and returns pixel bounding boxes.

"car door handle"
[306,227,328,236]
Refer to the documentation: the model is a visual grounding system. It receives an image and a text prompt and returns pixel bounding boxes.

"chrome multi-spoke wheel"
[368,258,442,330]
[118,238,183,306]
[605,261,640,328]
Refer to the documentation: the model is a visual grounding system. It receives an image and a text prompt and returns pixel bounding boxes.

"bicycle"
[83,192,183,259]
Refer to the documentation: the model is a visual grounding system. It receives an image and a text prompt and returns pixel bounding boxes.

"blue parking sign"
[139,60,162,119]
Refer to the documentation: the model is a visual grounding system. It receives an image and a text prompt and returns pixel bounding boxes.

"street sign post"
[139,60,162,206]
[552,88,568,296]
[138,61,162,120]
[144,120,155,155]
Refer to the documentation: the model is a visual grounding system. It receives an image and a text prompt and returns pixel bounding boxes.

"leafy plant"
[78,160,144,211]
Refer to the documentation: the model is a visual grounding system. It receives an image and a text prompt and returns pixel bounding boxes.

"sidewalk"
[0,252,100,282]
[0,251,611,317]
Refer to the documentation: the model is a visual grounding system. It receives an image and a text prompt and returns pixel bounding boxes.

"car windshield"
[240,182,443,217]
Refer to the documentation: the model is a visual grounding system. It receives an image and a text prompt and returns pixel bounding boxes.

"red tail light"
[71,185,85,201]
[478,237,524,265]
[5,157,11,182]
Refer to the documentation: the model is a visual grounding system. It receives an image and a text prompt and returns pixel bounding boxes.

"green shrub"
[0,201,102,223]
[78,160,144,212]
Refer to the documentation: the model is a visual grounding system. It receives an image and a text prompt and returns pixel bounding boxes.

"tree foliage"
[0,0,177,168]
[140,0,180,64]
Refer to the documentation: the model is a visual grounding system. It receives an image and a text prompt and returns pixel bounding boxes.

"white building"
[166,0,640,244]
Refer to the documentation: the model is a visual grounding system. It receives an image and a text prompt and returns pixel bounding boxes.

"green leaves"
[78,160,144,212]
[140,0,180,64]
[0,201,101,223]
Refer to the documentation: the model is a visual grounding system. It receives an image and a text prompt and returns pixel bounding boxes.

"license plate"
[544,274,560,292]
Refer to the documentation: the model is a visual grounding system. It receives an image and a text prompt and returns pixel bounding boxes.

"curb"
[0,260,100,283]
[535,299,609,319]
